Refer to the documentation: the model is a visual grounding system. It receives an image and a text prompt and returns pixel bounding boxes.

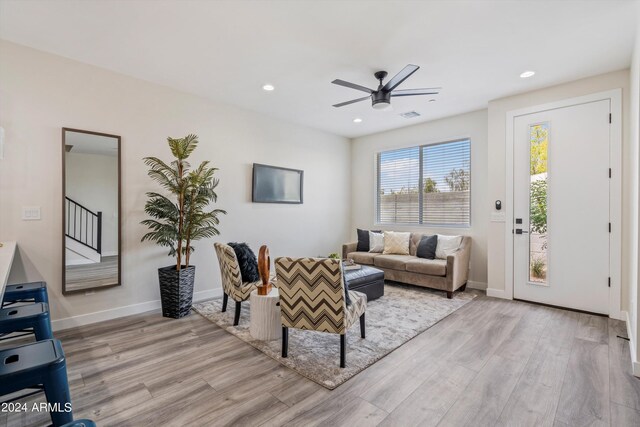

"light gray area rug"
[192,283,476,389]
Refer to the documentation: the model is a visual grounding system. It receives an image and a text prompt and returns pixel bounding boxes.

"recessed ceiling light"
[520,71,535,78]
[400,111,421,119]
[353,118,362,123]
[262,84,275,91]
[428,99,436,102]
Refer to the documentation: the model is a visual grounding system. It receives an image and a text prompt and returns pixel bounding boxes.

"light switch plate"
[22,206,41,220]
[491,212,506,222]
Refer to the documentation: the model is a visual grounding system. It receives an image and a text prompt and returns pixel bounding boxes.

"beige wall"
[350,109,488,286]
[487,70,631,308]
[631,23,640,368]
[0,41,351,325]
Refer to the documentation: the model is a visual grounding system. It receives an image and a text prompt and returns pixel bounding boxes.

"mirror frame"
[62,127,122,294]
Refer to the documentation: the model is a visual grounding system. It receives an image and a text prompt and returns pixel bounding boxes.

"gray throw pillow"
[416,235,438,260]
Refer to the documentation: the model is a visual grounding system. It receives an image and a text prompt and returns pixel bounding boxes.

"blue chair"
[0,339,73,426]
[60,420,96,427]
[0,303,52,341]
[2,281,48,307]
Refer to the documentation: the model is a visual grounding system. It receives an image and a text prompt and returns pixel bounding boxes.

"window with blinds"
[376,139,471,226]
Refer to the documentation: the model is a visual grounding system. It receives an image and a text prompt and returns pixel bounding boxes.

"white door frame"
[504,89,622,319]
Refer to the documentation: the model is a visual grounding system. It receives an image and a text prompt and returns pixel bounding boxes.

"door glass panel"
[529,123,548,284]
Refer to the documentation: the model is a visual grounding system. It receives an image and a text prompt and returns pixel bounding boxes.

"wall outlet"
[22,206,41,220]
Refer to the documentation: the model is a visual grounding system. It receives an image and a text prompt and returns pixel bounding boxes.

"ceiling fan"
[331,64,440,110]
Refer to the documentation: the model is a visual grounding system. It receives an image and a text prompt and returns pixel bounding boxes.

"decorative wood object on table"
[257,245,272,295]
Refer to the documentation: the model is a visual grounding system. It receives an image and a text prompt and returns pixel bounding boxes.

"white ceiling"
[0,0,638,138]
[65,130,118,157]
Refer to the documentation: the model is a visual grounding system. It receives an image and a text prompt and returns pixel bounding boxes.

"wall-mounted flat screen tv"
[252,163,304,204]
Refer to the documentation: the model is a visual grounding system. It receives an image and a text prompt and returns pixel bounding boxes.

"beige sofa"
[342,234,471,298]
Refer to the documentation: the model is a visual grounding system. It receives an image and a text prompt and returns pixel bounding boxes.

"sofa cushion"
[374,254,415,271]
[356,228,381,252]
[416,235,438,259]
[347,252,379,265]
[436,234,463,259]
[383,231,411,255]
[409,233,422,256]
[405,258,447,276]
[368,231,384,253]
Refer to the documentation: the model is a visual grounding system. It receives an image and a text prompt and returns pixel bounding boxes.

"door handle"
[514,229,529,234]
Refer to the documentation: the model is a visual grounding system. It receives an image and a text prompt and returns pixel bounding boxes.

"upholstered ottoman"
[345,265,384,301]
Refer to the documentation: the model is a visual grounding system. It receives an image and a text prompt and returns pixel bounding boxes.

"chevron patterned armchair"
[275,257,367,368]
[214,243,263,326]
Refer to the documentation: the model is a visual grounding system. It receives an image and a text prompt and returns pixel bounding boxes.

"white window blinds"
[377,139,471,226]
[377,146,421,224]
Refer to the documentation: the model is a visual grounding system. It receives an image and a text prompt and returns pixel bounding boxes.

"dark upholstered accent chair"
[275,257,367,368]
[214,243,261,326]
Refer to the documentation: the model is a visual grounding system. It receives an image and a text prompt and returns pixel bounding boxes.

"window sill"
[374,222,471,229]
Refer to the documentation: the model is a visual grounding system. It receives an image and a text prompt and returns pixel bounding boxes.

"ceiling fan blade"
[332,96,371,108]
[331,79,374,94]
[382,64,420,92]
[391,88,441,97]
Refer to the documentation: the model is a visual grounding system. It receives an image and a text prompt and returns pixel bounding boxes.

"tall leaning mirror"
[62,128,121,294]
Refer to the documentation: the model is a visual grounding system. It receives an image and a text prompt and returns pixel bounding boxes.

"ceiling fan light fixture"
[372,90,391,110]
[372,101,391,110]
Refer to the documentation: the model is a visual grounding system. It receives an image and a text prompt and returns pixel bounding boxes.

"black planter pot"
[158,265,195,318]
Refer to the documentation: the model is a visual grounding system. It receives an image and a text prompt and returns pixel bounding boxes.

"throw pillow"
[227,242,260,283]
[383,231,411,255]
[368,231,384,253]
[435,235,463,259]
[356,228,381,252]
[416,235,438,259]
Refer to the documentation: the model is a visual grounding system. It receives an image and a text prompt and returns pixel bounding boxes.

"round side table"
[249,287,282,341]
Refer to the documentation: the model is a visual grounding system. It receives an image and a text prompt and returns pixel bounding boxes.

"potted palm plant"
[141,134,225,318]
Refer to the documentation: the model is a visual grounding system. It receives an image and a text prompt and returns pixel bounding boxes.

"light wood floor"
[65,256,118,292]
[3,291,640,427]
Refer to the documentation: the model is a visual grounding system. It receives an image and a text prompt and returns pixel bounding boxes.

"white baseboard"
[609,309,625,322]
[486,287,508,299]
[622,310,640,377]
[52,288,223,331]
[467,281,487,290]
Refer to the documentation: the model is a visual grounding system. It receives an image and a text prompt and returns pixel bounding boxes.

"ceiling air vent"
[400,111,421,119]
